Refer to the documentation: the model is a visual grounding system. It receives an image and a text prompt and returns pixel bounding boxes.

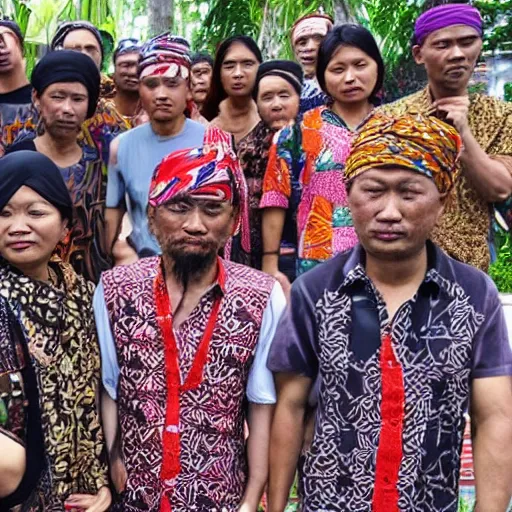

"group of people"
[0,2,511,512]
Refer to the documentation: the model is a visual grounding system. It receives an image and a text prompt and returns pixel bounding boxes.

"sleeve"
[266,276,319,379]
[260,127,294,209]
[93,281,121,400]
[471,282,512,379]
[105,139,126,209]
[246,282,287,404]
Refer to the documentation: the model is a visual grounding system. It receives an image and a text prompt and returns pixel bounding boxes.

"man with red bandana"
[95,145,285,511]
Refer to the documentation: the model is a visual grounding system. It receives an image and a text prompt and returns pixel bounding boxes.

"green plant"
[505,82,512,103]
[489,237,512,293]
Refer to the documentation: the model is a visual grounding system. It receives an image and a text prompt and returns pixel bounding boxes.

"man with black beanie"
[0,19,32,155]
[6,50,111,284]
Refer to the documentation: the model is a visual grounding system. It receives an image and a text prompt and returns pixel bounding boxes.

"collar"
[338,241,455,299]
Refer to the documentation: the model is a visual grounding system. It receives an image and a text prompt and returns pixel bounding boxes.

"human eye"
[279,92,291,98]
[143,78,158,89]
[0,209,11,217]
[203,203,223,216]
[51,93,65,100]
[223,62,235,70]
[434,41,449,50]
[29,209,45,217]
[166,201,189,213]
[356,61,367,68]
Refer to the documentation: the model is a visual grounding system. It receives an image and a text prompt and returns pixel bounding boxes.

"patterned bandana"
[113,37,141,63]
[51,20,104,61]
[149,127,251,253]
[291,13,333,46]
[139,32,191,80]
[344,112,462,194]
[414,4,483,46]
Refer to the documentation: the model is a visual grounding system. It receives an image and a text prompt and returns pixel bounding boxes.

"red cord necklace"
[154,260,225,512]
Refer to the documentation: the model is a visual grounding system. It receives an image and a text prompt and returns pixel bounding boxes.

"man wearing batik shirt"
[381,4,512,272]
[95,146,285,511]
[268,113,512,512]
[290,12,332,115]
[0,20,34,155]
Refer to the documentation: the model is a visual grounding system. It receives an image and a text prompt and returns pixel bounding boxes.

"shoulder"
[6,138,36,154]
[102,257,160,288]
[432,245,500,311]
[303,106,325,126]
[223,260,276,294]
[58,262,95,301]
[379,89,427,115]
[470,93,512,118]
[184,118,207,135]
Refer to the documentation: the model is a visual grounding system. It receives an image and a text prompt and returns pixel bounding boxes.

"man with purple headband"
[95,145,285,511]
[382,3,512,273]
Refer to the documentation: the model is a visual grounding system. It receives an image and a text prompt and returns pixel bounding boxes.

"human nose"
[271,96,283,110]
[8,215,30,234]
[183,209,207,234]
[233,63,243,77]
[344,68,355,83]
[61,97,75,114]
[448,44,465,60]
[375,195,403,223]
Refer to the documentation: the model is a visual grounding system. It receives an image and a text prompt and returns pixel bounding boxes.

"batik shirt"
[94,257,285,511]
[7,140,110,284]
[381,89,512,272]
[0,259,108,511]
[260,106,359,276]
[235,120,275,268]
[0,84,35,156]
[268,242,512,512]
[300,78,327,116]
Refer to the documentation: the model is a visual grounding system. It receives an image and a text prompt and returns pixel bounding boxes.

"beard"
[166,243,218,287]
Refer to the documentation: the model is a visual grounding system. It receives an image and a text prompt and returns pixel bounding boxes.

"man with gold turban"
[381,3,512,273]
[95,145,286,511]
[267,113,512,512]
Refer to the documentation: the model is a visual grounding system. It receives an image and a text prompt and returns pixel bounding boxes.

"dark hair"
[202,36,263,121]
[191,52,214,68]
[316,24,385,106]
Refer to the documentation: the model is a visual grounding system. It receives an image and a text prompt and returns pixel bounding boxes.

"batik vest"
[102,257,275,512]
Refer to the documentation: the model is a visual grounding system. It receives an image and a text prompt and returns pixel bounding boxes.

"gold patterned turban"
[344,112,463,194]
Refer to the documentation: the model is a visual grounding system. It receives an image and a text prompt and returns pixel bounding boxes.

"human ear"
[412,45,423,65]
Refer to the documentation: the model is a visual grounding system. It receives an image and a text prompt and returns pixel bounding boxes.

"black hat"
[31,50,100,119]
[0,19,24,47]
[51,20,104,64]
[253,60,304,99]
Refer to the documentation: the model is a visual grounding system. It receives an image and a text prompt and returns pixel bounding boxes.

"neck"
[332,100,373,130]
[150,114,186,137]
[114,89,139,116]
[35,132,80,157]
[161,253,218,293]
[225,95,255,115]
[0,69,29,94]
[366,246,428,289]
[16,261,50,282]
[428,81,468,100]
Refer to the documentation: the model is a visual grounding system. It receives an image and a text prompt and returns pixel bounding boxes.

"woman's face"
[257,75,300,130]
[220,42,259,98]
[324,44,378,106]
[0,186,68,275]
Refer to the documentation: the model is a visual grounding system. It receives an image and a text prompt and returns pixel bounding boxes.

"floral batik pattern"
[0,260,108,511]
[102,257,275,512]
[261,106,359,276]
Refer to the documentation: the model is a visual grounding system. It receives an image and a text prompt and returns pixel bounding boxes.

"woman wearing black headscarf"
[0,151,111,511]
[8,50,111,284]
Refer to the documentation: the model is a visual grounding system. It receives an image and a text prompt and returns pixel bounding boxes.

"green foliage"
[505,82,512,103]
[489,238,512,293]
[475,0,512,53]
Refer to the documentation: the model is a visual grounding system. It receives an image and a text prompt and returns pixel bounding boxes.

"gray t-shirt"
[106,119,206,255]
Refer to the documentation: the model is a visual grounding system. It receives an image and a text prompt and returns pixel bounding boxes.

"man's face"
[293,33,324,78]
[0,27,23,75]
[220,42,259,98]
[149,196,236,280]
[34,82,89,141]
[190,61,212,106]
[348,168,445,262]
[413,25,482,94]
[257,75,300,131]
[62,29,102,69]
[114,52,140,93]
[139,75,189,123]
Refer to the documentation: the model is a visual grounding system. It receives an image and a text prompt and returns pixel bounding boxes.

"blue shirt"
[106,119,206,255]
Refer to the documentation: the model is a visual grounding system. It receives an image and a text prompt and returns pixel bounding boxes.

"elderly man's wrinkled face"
[293,33,324,78]
[149,196,236,282]
[348,168,445,261]
[0,28,23,75]
[413,25,482,95]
